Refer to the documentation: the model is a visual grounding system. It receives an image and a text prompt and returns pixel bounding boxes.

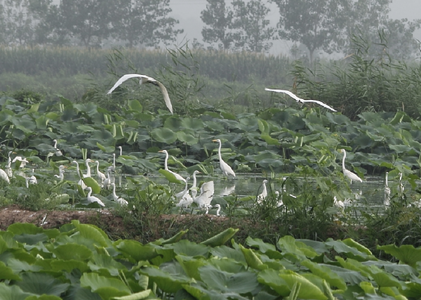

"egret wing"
[302,99,337,112]
[107,74,147,94]
[265,88,302,102]
[155,80,173,114]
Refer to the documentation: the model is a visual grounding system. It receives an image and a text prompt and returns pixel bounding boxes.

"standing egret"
[384,172,391,206]
[190,170,200,198]
[86,187,105,207]
[0,168,10,184]
[340,149,363,183]
[159,150,186,183]
[54,165,65,181]
[53,139,63,156]
[12,156,28,168]
[83,159,93,178]
[175,177,191,199]
[212,139,236,178]
[5,151,12,178]
[398,172,404,197]
[111,183,128,206]
[175,177,194,208]
[265,88,337,112]
[103,167,114,190]
[95,161,106,185]
[107,74,173,114]
[72,161,87,190]
[193,181,214,208]
[257,179,268,203]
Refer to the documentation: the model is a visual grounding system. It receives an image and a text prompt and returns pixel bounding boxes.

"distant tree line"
[0,0,419,61]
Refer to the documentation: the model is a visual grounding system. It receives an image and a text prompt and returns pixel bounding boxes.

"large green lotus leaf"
[139,264,191,294]
[12,116,36,133]
[342,238,372,256]
[16,272,69,296]
[0,111,13,124]
[176,255,207,280]
[89,253,128,277]
[277,236,317,261]
[151,127,177,144]
[325,239,372,261]
[173,239,209,257]
[335,256,371,277]
[0,260,21,280]
[80,272,131,298]
[203,120,225,132]
[76,124,96,132]
[258,269,327,300]
[210,245,246,264]
[71,221,110,248]
[35,115,49,129]
[0,233,20,252]
[114,239,158,261]
[50,259,89,273]
[177,131,198,146]
[81,177,101,194]
[7,258,42,273]
[238,116,258,131]
[181,117,204,130]
[300,260,347,291]
[401,282,421,298]
[112,289,152,300]
[199,264,259,294]
[208,256,248,274]
[159,169,184,184]
[128,99,143,112]
[164,116,182,130]
[296,239,329,255]
[365,260,417,278]
[25,295,62,300]
[183,283,250,300]
[74,103,98,117]
[246,237,277,253]
[323,260,367,285]
[258,119,270,134]
[368,265,402,288]
[52,243,92,261]
[0,283,33,300]
[8,223,44,235]
[13,233,48,245]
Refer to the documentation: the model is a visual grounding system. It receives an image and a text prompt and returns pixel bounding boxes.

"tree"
[271,0,349,63]
[200,0,235,50]
[43,0,124,47]
[114,0,183,48]
[231,0,276,53]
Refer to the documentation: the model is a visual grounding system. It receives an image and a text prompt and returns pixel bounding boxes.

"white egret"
[86,187,105,207]
[212,139,236,178]
[107,74,173,114]
[118,146,123,156]
[257,179,268,203]
[159,150,186,183]
[111,183,128,206]
[275,191,283,207]
[220,184,236,196]
[103,167,114,190]
[72,160,87,190]
[384,172,391,206]
[53,139,63,156]
[398,172,404,197]
[340,149,363,184]
[12,156,28,168]
[175,177,194,208]
[25,169,37,188]
[265,88,337,112]
[54,165,66,181]
[334,196,345,210]
[0,168,10,184]
[190,170,200,198]
[83,159,93,178]
[193,181,214,208]
[95,161,106,185]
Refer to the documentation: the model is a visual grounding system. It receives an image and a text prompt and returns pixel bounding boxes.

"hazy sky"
[170,0,421,55]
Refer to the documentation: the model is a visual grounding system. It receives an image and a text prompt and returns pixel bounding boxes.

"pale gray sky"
[170,0,421,55]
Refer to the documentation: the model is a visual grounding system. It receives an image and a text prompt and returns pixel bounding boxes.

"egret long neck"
[342,152,346,170]
[192,173,197,187]
[218,141,222,160]
[164,152,169,170]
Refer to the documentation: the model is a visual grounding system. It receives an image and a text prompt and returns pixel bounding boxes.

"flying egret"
[265,88,337,112]
[159,150,186,183]
[111,183,128,206]
[193,181,214,208]
[86,187,105,207]
[384,172,391,206]
[53,139,63,156]
[212,139,236,178]
[257,179,268,203]
[95,161,106,185]
[190,170,201,199]
[107,74,173,114]
[340,149,363,184]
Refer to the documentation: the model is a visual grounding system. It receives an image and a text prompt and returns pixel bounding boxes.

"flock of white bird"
[0,73,390,214]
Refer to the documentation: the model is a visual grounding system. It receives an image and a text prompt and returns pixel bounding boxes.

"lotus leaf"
[139,263,191,294]
[300,260,347,290]
[151,127,177,144]
[16,272,70,296]
[0,283,34,300]
[377,244,421,268]
[80,272,131,299]
[114,240,158,261]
